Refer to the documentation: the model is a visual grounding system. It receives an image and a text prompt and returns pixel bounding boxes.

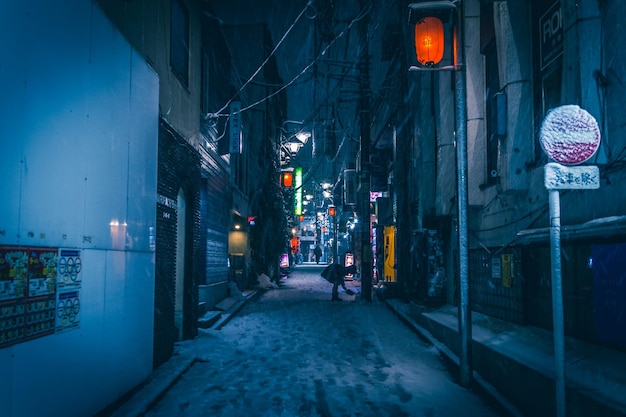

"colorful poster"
[24,295,56,340]
[27,248,58,297]
[0,247,28,301]
[57,249,82,289]
[0,245,82,346]
[0,245,64,347]
[56,290,80,332]
[0,300,26,348]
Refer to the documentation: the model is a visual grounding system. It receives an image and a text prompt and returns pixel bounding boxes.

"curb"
[108,355,196,417]
[381,297,524,417]
[108,289,261,417]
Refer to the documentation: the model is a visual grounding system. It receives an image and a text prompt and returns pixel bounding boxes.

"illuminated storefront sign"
[294,167,303,215]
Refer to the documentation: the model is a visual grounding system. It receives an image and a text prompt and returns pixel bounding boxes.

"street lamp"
[280,120,312,165]
[408,0,471,387]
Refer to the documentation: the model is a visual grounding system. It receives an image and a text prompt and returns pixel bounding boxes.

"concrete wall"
[0,1,159,416]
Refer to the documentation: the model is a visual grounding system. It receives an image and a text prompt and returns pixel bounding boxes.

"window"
[201,48,210,115]
[485,42,501,183]
[170,0,189,86]
[532,0,563,162]
[482,3,500,184]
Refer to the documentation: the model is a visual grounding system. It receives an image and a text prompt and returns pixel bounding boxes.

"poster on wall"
[27,247,58,297]
[57,248,82,289]
[0,247,28,301]
[0,300,25,347]
[1,246,59,347]
[0,245,84,348]
[24,294,56,340]
[56,290,81,332]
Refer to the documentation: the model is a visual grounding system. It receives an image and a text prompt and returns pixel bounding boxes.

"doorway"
[175,188,186,341]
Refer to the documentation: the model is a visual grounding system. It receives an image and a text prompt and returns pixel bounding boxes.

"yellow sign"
[384,226,396,282]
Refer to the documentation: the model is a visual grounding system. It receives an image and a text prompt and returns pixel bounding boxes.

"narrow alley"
[116,265,506,417]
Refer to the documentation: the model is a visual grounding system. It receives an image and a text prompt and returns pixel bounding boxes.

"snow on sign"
[540,105,600,165]
[545,162,600,190]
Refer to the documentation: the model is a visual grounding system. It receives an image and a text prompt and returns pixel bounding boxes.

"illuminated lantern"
[328,205,336,217]
[281,171,293,187]
[414,16,445,67]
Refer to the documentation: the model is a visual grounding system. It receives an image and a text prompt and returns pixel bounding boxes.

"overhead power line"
[211,1,314,117]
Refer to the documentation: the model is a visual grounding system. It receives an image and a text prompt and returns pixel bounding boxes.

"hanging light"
[288,141,302,154]
[281,171,293,187]
[414,16,445,67]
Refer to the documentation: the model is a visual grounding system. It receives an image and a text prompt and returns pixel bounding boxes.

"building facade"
[0,1,158,416]
[400,0,626,351]
[96,0,238,369]
[1,0,289,413]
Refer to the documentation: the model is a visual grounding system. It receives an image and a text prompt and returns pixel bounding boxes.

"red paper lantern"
[414,17,445,67]
[281,171,293,187]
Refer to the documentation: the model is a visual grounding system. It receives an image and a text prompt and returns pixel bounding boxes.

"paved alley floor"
[133,265,507,417]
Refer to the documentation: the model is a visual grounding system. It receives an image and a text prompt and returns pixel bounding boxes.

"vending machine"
[383,226,396,282]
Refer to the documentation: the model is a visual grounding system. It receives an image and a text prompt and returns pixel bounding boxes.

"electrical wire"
[234,0,372,115]
[209,0,377,143]
[213,0,315,117]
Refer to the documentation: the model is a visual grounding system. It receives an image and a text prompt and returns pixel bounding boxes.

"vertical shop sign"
[229,101,242,154]
[294,167,303,216]
[540,1,563,71]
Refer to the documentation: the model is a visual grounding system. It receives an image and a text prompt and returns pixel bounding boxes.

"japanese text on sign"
[544,162,600,190]
[229,101,241,154]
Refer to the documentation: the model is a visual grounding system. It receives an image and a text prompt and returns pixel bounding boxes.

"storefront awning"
[516,215,626,244]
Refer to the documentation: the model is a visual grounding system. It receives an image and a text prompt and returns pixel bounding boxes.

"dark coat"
[321,263,356,283]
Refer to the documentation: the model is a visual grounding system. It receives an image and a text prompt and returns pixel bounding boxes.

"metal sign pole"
[548,189,566,417]
[540,104,602,417]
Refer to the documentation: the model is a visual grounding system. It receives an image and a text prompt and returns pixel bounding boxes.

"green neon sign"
[294,167,302,215]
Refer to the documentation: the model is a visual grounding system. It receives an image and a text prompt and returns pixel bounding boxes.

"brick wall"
[153,120,202,368]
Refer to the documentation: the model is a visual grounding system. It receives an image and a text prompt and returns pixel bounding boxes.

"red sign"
[540,105,600,165]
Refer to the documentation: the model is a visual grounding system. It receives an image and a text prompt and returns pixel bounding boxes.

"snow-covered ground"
[143,264,504,417]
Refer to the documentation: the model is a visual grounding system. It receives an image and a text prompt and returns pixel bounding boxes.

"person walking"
[314,244,323,264]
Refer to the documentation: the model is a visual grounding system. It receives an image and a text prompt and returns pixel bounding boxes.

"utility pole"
[358,0,372,302]
[454,1,471,388]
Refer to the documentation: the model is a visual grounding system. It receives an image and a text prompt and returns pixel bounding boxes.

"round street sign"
[540,105,601,165]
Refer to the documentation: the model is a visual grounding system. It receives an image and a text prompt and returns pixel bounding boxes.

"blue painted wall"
[0,1,159,416]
